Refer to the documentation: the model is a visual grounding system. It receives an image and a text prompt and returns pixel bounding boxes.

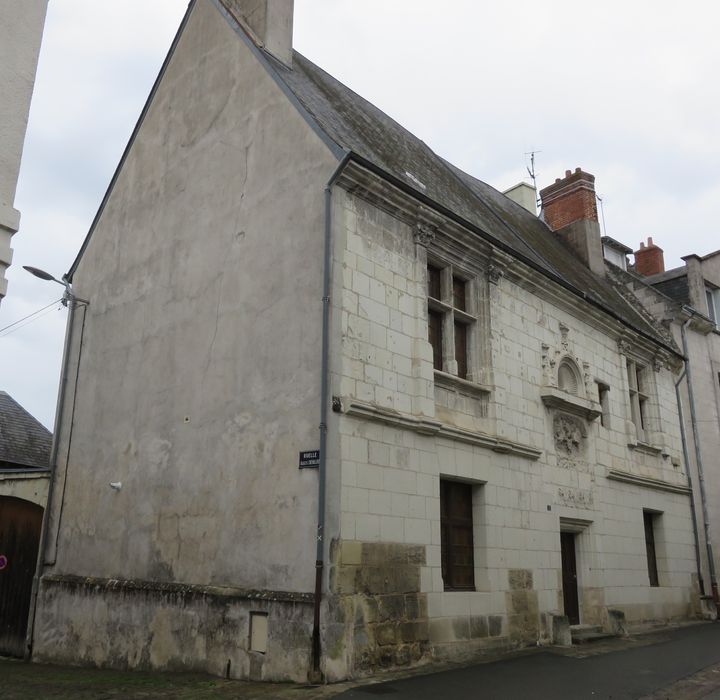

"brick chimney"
[539,168,605,275]
[634,237,665,276]
[222,0,294,67]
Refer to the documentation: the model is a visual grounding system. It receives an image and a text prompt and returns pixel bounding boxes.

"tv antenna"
[525,150,542,207]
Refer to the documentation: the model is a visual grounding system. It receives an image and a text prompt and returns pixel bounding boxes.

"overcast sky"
[1,0,718,429]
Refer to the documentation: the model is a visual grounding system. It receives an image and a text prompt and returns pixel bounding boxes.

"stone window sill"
[628,441,663,456]
[434,370,491,397]
[540,387,601,421]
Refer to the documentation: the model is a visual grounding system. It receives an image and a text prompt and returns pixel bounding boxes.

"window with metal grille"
[440,479,475,591]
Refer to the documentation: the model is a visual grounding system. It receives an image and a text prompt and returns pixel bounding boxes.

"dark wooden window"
[427,264,442,300]
[426,263,476,381]
[452,277,466,311]
[428,310,443,371]
[454,322,468,379]
[440,480,475,591]
[644,511,659,587]
[627,360,649,441]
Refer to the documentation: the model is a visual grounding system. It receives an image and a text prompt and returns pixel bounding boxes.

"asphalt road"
[338,623,720,700]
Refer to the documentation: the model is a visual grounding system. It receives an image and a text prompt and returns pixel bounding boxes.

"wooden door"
[560,531,580,625]
[0,497,44,658]
[440,480,475,591]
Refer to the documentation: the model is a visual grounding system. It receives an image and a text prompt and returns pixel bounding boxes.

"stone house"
[613,241,720,607]
[32,0,702,683]
[0,391,51,657]
[0,0,48,303]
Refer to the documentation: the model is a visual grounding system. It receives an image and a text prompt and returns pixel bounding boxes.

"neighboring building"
[32,0,701,682]
[0,391,52,658]
[0,0,49,302]
[613,240,720,605]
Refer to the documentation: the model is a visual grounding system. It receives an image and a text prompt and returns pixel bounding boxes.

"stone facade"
[623,249,720,604]
[0,0,48,302]
[31,0,702,684]
[321,185,696,679]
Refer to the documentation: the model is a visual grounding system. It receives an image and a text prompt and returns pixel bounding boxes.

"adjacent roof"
[0,391,52,469]
[268,50,678,353]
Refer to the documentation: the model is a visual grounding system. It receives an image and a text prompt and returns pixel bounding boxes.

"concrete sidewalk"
[2,623,719,699]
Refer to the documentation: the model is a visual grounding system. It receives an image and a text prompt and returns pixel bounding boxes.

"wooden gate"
[0,497,43,658]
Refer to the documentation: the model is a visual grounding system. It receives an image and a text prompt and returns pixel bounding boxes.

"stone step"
[570,624,617,644]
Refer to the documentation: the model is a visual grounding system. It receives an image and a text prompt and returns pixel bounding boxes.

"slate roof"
[66,0,679,355]
[0,392,52,470]
[268,50,678,353]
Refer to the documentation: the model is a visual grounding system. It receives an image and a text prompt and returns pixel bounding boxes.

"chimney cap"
[634,236,665,275]
[635,236,663,254]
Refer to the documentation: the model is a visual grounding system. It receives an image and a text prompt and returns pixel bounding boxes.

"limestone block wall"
[325,187,697,678]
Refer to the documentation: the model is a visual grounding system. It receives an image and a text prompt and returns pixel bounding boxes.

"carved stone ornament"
[557,487,594,508]
[488,265,504,285]
[559,323,570,351]
[414,223,436,247]
[553,414,585,455]
[541,343,556,386]
[652,355,665,372]
[617,338,631,355]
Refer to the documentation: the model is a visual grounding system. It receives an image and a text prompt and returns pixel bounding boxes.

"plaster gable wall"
[46,0,338,592]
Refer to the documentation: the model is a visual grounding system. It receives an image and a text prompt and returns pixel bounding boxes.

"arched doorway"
[0,496,44,658]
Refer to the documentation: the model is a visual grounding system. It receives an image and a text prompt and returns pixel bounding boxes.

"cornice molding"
[342,399,542,460]
[0,469,50,480]
[335,161,681,361]
[41,573,315,605]
[606,469,691,495]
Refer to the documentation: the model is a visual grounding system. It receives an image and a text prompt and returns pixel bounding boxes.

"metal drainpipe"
[680,315,719,605]
[675,366,704,594]
[311,152,351,678]
[25,284,87,657]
